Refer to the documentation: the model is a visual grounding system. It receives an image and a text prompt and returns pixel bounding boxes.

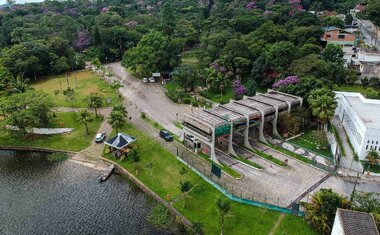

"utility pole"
[349,172,360,203]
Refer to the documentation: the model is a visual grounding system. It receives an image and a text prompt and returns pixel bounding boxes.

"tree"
[304,189,349,234]
[322,44,344,64]
[307,88,337,128]
[366,149,379,169]
[161,1,176,36]
[62,87,75,108]
[179,181,193,208]
[218,39,250,76]
[351,191,380,214]
[172,65,198,90]
[108,104,127,133]
[367,88,380,99]
[92,58,101,74]
[216,197,231,235]
[84,92,104,117]
[111,80,123,94]
[263,41,299,74]
[77,109,93,135]
[9,76,29,93]
[246,78,257,96]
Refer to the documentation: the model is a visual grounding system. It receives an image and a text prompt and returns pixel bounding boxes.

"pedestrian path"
[331,116,363,173]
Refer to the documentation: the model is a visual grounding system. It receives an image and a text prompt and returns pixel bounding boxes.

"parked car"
[149,77,155,83]
[95,132,106,143]
[143,77,149,83]
[159,129,173,142]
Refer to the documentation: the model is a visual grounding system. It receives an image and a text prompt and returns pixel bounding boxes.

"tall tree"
[216,197,231,235]
[77,109,93,135]
[307,88,337,128]
[366,149,379,169]
[304,189,349,234]
[108,104,127,133]
[84,92,104,117]
[179,181,193,208]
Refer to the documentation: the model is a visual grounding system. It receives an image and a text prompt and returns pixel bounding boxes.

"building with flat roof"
[335,92,380,160]
[331,208,379,235]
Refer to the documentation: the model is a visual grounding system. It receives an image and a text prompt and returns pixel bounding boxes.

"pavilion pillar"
[211,128,221,165]
[244,116,253,149]
[272,106,280,138]
[228,122,237,156]
[258,110,268,144]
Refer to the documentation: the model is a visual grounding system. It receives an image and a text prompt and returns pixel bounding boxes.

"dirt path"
[269,214,285,235]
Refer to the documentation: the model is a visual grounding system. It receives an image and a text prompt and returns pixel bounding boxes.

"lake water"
[0,150,177,235]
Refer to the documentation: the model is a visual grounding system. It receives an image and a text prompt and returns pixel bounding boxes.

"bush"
[47,152,68,163]
[147,204,170,229]
[129,149,140,162]
[192,101,199,107]
[140,112,147,119]
[182,97,191,104]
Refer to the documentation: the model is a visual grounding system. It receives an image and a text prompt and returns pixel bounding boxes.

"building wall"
[335,92,380,160]
[331,212,344,235]
[322,29,356,45]
[357,51,380,62]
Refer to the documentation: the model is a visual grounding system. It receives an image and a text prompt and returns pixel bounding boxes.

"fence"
[175,144,304,215]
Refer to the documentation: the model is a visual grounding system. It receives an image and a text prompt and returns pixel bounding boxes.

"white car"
[95,132,106,143]
[149,77,155,83]
[143,77,149,83]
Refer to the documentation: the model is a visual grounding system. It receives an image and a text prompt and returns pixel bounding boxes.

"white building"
[331,208,379,235]
[335,92,380,160]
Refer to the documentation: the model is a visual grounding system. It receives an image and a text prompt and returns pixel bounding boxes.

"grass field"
[200,85,234,104]
[334,85,368,97]
[289,131,333,158]
[0,112,102,151]
[31,70,120,108]
[103,122,316,235]
[274,214,319,235]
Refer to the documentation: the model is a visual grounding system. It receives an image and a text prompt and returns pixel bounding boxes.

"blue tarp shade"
[104,133,136,150]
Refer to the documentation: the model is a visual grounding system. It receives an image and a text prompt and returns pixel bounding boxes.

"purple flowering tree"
[125,20,138,28]
[73,31,90,52]
[272,76,299,90]
[233,79,246,99]
[288,0,303,16]
[246,1,257,10]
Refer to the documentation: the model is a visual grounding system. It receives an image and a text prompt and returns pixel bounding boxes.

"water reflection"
[0,150,175,235]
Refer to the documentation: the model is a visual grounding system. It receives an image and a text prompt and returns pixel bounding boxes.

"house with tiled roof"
[331,209,379,235]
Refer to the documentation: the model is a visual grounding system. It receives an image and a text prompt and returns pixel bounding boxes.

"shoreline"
[0,145,77,154]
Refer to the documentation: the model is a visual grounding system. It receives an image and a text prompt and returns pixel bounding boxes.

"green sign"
[211,163,221,178]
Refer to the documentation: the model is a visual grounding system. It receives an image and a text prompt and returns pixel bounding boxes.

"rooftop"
[337,209,379,235]
[336,92,380,130]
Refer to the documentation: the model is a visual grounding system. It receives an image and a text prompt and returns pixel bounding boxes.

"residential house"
[322,27,356,47]
[331,208,379,235]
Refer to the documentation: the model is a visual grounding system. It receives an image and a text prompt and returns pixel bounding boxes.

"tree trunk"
[74,71,77,87]
[95,107,98,117]
[66,72,70,87]
[85,123,89,135]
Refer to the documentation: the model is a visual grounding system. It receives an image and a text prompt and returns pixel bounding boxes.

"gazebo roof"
[105,133,136,150]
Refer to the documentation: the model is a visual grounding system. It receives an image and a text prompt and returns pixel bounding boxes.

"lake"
[0,150,178,235]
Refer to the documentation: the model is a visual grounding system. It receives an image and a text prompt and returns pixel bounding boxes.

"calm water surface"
[0,150,176,235]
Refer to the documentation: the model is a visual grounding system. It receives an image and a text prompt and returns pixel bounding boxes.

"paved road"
[106,62,192,136]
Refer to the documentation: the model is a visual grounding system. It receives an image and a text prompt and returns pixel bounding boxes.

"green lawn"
[334,85,368,97]
[31,70,120,108]
[245,147,287,167]
[0,112,102,151]
[201,85,234,104]
[182,51,200,66]
[274,214,319,235]
[103,122,316,234]
[288,131,333,158]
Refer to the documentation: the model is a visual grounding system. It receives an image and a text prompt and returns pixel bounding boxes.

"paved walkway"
[331,116,363,172]
[70,108,112,169]
[6,126,73,135]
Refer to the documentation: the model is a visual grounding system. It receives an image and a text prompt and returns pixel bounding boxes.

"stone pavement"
[70,108,112,169]
[331,116,363,173]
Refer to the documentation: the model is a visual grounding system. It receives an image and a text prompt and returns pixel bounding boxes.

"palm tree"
[63,87,75,110]
[203,67,217,88]
[112,103,128,117]
[179,181,193,208]
[10,76,29,93]
[366,149,379,171]
[111,80,123,94]
[84,92,104,117]
[307,88,337,129]
[216,197,231,235]
[108,110,126,133]
[77,109,93,135]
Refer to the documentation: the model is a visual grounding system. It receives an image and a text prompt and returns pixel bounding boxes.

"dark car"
[159,129,173,142]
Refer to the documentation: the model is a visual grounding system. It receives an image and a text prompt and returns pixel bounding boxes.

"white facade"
[331,211,344,235]
[335,92,380,160]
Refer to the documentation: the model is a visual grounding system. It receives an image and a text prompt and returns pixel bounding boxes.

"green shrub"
[183,97,191,104]
[148,204,171,228]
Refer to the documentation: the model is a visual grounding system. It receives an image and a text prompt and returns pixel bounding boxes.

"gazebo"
[104,133,136,158]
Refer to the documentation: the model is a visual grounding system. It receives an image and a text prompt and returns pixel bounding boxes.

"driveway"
[105,62,192,136]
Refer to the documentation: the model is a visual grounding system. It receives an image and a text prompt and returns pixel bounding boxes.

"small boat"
[99,164,115,182]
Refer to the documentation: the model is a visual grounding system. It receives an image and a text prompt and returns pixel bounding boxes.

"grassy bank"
[0,112,102,151]
[266,143,313,164]
[245,147,287,167]
[103,123,316,234]
[288,131,333,158]
[234,154,264,169]
[31,70,120,108]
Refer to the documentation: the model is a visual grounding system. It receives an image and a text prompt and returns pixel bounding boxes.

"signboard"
[211,163,221,178]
